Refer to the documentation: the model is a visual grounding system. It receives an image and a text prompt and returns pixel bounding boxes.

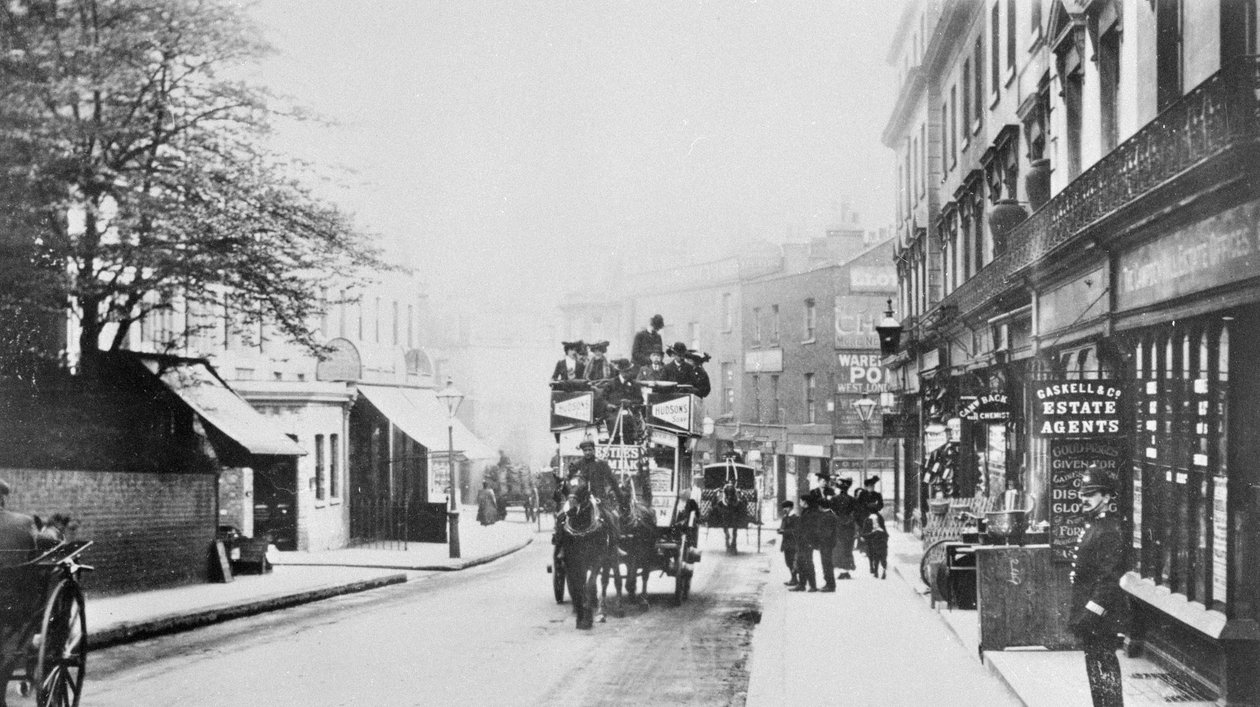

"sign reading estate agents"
[1032,379,1127,562]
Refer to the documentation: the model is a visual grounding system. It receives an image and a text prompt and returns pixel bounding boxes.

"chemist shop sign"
[1032,379,1127,562]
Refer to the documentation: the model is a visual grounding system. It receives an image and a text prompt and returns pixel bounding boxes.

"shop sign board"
[649,466,676,524]
[1034,379,1128,563]
[835,351,892,393]
[650,428,679,448]
[551,391,594,430]
[834,295,892,349]
[595,444,643,475]
[1116,198,1260,311]
[1031,380,1124,436]
[959,393,1011,421]
[428,453,451,500]
[648,394,697,434]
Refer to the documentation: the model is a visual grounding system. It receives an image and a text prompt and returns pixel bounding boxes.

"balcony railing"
[940,56,1260,320]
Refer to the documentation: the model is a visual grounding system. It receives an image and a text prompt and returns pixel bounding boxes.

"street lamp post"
[436,379,464,559]
[852,394,877,487]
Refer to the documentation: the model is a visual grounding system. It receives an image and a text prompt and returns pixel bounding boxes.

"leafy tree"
[0,0,387,373]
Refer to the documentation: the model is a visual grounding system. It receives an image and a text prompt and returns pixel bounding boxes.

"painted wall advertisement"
[1032,380,1127,563]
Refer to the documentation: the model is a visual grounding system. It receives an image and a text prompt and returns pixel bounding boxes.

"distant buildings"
[556,215,898,508]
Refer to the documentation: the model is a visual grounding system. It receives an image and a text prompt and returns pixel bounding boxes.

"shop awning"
[399,388,498,461]
[145,359,306,457]
[357,384,453,452]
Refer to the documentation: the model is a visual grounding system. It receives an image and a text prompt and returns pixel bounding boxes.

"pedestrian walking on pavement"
[777,500,799,586]
[476,481,500,526]
[808,495,839,592]
[788,495,818,592]
[831,476,858,580]
[860,509,888,579]
[1069,468,1129,707]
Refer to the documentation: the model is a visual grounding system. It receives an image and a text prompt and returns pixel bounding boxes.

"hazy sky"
[248,0,905,316]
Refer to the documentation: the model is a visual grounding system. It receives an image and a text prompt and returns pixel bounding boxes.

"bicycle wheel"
[918,538,951,588]
[35,578,86,707]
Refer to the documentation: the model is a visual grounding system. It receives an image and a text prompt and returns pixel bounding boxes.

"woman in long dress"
[476,481,500,525]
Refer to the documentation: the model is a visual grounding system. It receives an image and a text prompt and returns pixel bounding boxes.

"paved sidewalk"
[273,506,538,571]
[883,527,1218,706]
[747,523,1220,706]
[86,512,536,650]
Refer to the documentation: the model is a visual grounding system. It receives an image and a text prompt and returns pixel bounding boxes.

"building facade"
[884,1,1260,701]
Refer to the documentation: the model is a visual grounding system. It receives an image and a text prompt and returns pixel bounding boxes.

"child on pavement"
[777,500,799,586]
[861,509,889,579]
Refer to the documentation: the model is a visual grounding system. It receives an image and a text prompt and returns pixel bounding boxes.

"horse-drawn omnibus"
[699,458,761,554]
[548,378,703,628]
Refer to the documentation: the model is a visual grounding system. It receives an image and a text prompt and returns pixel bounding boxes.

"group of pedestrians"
[777,472,889,592]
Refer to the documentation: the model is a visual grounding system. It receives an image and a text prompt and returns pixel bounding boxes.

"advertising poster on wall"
[1032,379,1127,562]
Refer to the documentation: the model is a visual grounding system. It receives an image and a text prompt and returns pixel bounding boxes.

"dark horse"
[599,470,657,614]
[556,477,615,630]
[715,480,743,553]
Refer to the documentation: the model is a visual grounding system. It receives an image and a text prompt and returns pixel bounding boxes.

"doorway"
[253,457,298,551]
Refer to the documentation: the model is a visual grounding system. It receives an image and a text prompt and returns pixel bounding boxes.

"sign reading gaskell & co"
[1031,381,1124,436]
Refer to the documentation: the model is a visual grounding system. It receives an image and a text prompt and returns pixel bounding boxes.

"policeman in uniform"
[1069,468,1128,707]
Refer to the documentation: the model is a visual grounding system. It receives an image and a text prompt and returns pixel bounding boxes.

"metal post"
[448,422,460,558]
[861,421,869,488]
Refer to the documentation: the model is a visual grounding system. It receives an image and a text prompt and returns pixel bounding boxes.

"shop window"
[752,375,761,423]
[1130,322,1228,611]
[803,299,816,341]
[315,434,326,501]
[805,373,816,424]
[330,433,340,498]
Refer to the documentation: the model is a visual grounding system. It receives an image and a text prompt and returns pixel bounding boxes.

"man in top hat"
[584,341,613,382]
[551,341,586,381]
[603,358,641,442]
[1069,468,1128,707]
[631,314,665,368]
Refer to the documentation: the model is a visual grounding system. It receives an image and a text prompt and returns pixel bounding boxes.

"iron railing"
[941,56,1260,321]
[349,496,412,550]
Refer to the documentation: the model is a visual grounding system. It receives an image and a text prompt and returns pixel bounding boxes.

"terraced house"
[883,1,1260,702]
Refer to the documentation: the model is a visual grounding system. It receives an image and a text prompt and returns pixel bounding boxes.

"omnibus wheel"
[673,533,690,606]
[35,579,86,707]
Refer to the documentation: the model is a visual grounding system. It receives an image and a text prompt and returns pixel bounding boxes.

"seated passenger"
[663,342,691,384]
[636,348,669,382]
[584,340,613,382]
[0,478,39,566]
[551,341,586,381]
[684,350,712,398]
[603,359,641,442]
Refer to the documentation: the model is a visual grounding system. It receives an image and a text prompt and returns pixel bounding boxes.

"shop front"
[1108,195,1260,703]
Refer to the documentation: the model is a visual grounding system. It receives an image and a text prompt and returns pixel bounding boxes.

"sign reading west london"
[834,351,892,393]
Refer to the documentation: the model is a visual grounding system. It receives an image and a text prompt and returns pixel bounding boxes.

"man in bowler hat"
[631,314,665,368]
[1069,468,1128,707]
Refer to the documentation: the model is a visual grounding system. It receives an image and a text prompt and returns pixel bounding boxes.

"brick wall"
[2,467,217,596]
